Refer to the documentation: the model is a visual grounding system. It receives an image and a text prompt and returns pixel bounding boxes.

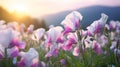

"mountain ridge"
[43,6,120,28]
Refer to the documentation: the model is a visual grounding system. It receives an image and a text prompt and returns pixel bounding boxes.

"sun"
[10,3,27,13]
[7,3,29,18]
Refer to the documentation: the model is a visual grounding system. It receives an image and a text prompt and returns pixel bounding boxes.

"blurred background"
[0,0,120,29]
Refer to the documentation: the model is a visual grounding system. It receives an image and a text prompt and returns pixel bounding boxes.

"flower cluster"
[0,11,120,67]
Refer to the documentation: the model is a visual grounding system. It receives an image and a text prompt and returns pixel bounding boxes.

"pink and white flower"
[61,11,83,35]
[73,46,80,56]
[87,13,108,35]
[18,48,39,67]
[31,28,45,41]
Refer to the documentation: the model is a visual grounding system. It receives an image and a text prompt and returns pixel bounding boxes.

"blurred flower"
[60,59,66,66]
[9,38,26,49]
[61,11,83,35]
[45,44,58,58]
[63,33,77,51]
[0,28,19,48]
[40,61,46,67]
[93,41,102,55]
[18,48,39,67]
[98,35,108,47]
[27,24,34,34]
[84,36,93,48]
[73,46,80,56]
[110,41,117,51]
[7,22,20,31]
[20,23,26,34]
[45,26,63,48]
[31,28,45,41]
[87,13,108,35]
[109,21,117,30]
[7,46,19,58]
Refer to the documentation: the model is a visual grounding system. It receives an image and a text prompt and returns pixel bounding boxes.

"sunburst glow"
[10,3,27,13]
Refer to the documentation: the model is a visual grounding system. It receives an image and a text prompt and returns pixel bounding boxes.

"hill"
[44,6,120,28]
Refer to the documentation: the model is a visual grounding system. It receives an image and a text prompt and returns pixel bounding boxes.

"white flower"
[61,11,83,34]
[46,26,63,42]
[87,13,108,35]
[19,48,39,67]
[0,28,19,48]
[31,28,45,41]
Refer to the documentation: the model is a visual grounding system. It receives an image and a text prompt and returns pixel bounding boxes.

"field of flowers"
[0,11,120,67]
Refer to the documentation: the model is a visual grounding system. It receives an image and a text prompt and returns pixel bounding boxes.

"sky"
[0,0,120,18]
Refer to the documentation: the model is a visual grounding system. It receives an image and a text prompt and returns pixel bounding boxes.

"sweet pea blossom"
[7,22,20,31]
[61,11,83,35]
[60,59,66,67]
[27,24,34,34]
[18,48,39,67]
[84,36,93,48]
[31,28,45,41]
[93,41,102,55]
[9,38,26,49]
[110,41,117,51]
[7,46,19,58]
[109,21,117,30]
[45,26,63,48]
[40,61,46,67]
[100,35,108,47]
[63,33,77,51]
[45,43,59,58]
[87,13,108,36]
[0,28,19,48]
[73,46,80,56]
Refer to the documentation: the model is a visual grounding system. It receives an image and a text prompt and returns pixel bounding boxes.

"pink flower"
[63,33,78,51]
[40,61,46,67]
[73,46,80,56]
[27,24,34,34]
[63,41,73,51]
[109,21,117,30]
[18,48,39,67]
[7,46,19,58]
[60,59,66,67]
[9,38,26,49]
[61,11,83,35]
[45,44,59,58]
[87,13,108,35]
[93,41,102,55]
[45,26,63,48]
[100,35,108,47]
[0,28,19,48]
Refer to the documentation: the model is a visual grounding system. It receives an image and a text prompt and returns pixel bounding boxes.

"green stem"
[76,30,86,67]
[4,48,8,67]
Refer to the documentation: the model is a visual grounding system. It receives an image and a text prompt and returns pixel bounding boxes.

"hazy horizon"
[0,0,120,18]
